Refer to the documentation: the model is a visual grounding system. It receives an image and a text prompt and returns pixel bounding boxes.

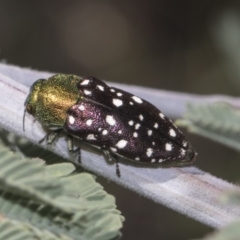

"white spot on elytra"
[116,139,128,149]
[86,119,93,126]
[146,148,153,157]
[110,88,115,92]
[180,148,186,156]
[98,128,102,131]
[102,130,108,135]
[165,143,172,151]
[113,98,123,107]
[86,134,96,140]
[148,130,152,136]
[133,132,138,138]
[169,128,176,137]
[159,113,165,119]
[151,159,156,163]
[78,105,85,111]
[106,115,116,126]
[154,123,158,128]
[117,92,123,97]
[132,96,143,104]
[69,116,75,124]
[84,90,91,95]
[110,147,117,152]
[80,79,90,85]
[128,120,134,126]
[182,141,188,147]
[152,141,155,146]
[118,130,122,134]
[135,123,140,130]
[135,157,140,161]
[139,114,144,121]
[97,85,104,91]
[158,159,164,163]
[129,101,133,105]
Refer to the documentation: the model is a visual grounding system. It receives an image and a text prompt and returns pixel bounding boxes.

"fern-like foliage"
[194,221,240,240]
[0,144,123,240]
[176,102,240,151]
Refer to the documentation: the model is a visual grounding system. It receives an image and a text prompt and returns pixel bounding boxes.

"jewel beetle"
[24,74,196,177]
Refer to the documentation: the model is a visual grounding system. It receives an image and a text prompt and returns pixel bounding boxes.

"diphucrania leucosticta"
[24,74,196,177]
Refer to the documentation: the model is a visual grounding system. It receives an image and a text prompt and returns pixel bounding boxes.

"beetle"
[24,74,196,177]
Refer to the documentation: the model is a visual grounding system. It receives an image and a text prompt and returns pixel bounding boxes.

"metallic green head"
[24,74,83,129]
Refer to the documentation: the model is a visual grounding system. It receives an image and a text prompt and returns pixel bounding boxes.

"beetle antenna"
[23,108,27,132]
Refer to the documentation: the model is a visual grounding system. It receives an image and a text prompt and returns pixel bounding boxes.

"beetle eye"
[26,104,34,115]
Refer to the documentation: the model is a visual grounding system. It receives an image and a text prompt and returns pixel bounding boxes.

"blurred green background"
[1,1,240,239]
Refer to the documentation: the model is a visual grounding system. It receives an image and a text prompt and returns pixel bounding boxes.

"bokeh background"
[1,1,240,239]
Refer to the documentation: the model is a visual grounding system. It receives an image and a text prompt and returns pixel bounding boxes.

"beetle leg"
[47,130,62,144]
[67,134,81,163]
[103,150,121,177]
[38,129,61,144]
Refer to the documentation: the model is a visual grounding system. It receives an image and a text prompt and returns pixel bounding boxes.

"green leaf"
[0,144,123,240]
[176,102,240,151]
[0,219,72,240]
[195,221,240,240]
